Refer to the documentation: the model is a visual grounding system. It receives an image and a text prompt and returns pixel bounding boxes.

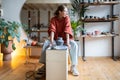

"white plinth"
[46,49,68,80]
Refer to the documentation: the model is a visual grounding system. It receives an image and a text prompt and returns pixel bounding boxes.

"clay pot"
[56,37,64,46]
[1,40,13,61]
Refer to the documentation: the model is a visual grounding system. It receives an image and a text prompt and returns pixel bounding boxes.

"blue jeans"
[39,40,78,65]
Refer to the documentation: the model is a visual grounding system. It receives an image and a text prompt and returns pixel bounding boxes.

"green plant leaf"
[16,33,20,42]
[0,38,4,43]
[70,0,89,20]
[12,43,16,50]
[4,41,9,48]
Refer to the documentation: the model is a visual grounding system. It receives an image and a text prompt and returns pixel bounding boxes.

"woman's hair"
[54,5,66,16]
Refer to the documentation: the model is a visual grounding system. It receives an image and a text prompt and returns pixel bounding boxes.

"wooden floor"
[0,55,120,80]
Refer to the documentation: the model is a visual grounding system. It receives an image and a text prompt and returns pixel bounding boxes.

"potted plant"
[0,18,21,61]
[70,0,88,40]
[71,20,85,40]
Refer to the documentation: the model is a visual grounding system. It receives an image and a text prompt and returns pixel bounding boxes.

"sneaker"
[70,65,79,76]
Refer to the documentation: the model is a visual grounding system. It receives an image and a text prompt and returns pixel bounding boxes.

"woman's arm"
[50,31,54,45]
[66,33,71,49]
[64,16,73,39]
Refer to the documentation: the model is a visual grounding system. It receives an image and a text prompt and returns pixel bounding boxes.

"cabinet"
[80,1,119,61]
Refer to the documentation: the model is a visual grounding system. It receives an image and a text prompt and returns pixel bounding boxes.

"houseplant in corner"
[0,18,21,61]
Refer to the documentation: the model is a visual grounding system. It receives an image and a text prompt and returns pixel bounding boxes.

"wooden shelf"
[81,34,119,38]
[30,29,48,42]
[30,30,48,32]
[80,1,119,6]
[81,18,119,22]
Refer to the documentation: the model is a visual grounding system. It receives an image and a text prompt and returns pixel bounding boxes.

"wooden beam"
[25,4,34,10]
[48,11,50,25]
[22,3,71,10]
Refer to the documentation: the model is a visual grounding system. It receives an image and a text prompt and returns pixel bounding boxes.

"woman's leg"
[69,40,78,65]
[39,40,50,64]
[69,40,79,76]
[39,40,56,64]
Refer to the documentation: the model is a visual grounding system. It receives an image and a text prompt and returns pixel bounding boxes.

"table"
[24,45,42,64]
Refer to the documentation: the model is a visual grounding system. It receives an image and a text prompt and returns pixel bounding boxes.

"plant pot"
[3,53,12,61]
[74,35,79,41]
[74,31,81,41]
[1,40,13,61]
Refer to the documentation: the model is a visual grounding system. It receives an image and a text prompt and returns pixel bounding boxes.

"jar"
[56,37,64,46]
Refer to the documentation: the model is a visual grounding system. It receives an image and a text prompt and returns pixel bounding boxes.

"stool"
[46,49,68,80]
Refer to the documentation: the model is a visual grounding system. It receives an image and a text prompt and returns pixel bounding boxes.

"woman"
[39,5,79,76]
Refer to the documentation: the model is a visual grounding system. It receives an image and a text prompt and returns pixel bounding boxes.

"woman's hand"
[50,31,54,47]
[66,34,70,49]
[66,43,71,49]
[49,41,54,47]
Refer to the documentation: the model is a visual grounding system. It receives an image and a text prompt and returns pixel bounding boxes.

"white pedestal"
[46,49,68,80]
[30,47,42,56]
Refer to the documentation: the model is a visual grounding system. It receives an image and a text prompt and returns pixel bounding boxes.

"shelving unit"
[30,29,48,42]
[81,1,119,61]
[27,10,51,42]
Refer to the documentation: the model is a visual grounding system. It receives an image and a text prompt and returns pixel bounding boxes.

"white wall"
[2,0,26,22]
[2,0,27,40]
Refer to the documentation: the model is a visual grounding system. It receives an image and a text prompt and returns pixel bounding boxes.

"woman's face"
[59,7,68,18]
